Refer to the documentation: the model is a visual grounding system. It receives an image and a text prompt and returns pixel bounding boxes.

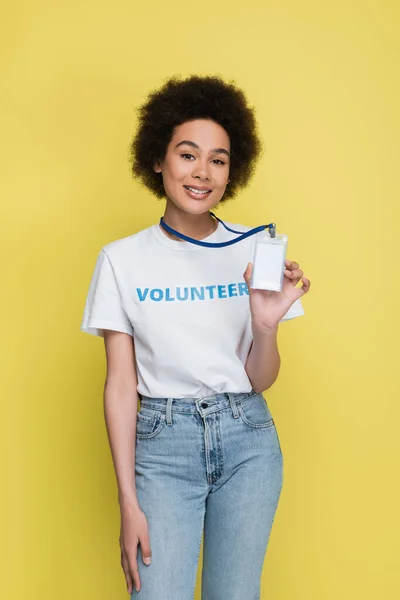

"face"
[153,119,230,214]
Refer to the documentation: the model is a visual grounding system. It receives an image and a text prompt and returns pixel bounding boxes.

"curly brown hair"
[129,74,263,203]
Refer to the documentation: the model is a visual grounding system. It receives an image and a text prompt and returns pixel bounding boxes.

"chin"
[183,195,222,212]
[180,207,210,217]
[166,188,221,214]
[175,199,215,215]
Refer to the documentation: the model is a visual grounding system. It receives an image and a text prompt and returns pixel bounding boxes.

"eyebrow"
[175,140,230,157]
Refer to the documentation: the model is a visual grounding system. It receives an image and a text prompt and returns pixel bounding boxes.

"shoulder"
[100,225,154,261]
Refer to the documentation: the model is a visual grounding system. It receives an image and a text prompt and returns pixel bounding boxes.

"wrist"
[118,491,140,512]
[252,321,279,335]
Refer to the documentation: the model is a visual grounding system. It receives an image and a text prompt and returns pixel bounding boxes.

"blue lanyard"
[159,212,276,248]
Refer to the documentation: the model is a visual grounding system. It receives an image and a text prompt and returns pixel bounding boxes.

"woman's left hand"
[243,259,311,331]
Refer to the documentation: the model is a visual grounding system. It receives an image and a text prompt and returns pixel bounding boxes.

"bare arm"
[103,330,151,594]
[103,330,140,507]
[244,324,281,393]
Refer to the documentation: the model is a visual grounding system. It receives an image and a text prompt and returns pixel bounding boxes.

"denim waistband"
[139,389,259,416]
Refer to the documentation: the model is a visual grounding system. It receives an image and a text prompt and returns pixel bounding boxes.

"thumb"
[243,261,252,277]
[140,537,152,565]
[243,262,252,288]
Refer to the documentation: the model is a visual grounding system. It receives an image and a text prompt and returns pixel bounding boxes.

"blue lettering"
[136,288,149,302]
[238,282,249,296]
[150,289,163,301]
[205,285,216,299]
[191,287,205,301]
[227,283,237,297]
[176,287,189,301]
[217,285,227,298]
[137,283,247,302]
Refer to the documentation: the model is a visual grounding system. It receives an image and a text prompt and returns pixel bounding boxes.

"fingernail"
[143,557,151,565]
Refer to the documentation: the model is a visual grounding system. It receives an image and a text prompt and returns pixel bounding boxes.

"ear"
[153,161,162,173]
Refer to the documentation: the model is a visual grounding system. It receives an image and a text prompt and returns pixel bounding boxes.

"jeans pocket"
[237,393,275,429]
[136,407,165,440]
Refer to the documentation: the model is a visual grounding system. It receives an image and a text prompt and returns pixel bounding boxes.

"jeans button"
[201,402,208,408]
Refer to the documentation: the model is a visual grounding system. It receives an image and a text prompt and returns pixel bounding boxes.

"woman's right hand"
[119,503,152,594]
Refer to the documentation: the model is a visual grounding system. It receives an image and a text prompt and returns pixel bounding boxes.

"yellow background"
[1,1,399,598]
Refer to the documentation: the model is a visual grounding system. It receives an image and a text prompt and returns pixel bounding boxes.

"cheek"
[216,171,229,187]
[167,159,189,182]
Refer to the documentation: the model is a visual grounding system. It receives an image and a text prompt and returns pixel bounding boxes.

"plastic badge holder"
[250,229,288,292]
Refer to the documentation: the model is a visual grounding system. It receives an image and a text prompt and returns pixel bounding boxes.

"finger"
[284,268,302,277]
[121,551,134,594]
[140,540,152,566]
[284,268,303,281]
[243,262,252,287]
[243,262,252,276]
[301,276,311,292]
[128,551,141,593]
[285,259,299,270]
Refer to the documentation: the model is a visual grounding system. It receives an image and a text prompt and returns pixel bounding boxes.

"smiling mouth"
[183,185,212,195]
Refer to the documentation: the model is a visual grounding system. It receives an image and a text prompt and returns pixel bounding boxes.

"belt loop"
[166,398,174,426]
[228,393,239,419]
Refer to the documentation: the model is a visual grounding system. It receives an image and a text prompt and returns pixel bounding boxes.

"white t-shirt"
[81,219,304,398]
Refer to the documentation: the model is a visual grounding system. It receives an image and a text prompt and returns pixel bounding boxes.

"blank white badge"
[251,234,288,292]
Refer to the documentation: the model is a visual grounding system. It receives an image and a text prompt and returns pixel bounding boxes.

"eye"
[180,153,226,165]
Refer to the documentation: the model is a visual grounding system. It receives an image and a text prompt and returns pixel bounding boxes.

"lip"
[183,185,213,200]
[183,185,212,191]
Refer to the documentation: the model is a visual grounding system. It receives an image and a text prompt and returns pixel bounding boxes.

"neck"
[161,204,218,242]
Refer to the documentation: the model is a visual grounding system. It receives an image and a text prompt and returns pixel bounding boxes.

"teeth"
[186,186,210,194]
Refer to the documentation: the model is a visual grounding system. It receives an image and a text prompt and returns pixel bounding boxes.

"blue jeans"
[131,389,283,600]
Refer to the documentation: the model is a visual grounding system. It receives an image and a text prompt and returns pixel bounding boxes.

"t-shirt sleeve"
[80,249,134,338]
[279,297,305,322]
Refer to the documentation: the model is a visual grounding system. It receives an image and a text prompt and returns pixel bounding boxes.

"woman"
[81,74,310,599]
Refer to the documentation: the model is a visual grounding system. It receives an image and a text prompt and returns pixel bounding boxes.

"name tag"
[251,232,288,292]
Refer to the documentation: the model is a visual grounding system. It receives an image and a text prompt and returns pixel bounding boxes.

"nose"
[191,159,211,181]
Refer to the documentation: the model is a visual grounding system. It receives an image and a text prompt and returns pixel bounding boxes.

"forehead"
[170,119,230,149]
